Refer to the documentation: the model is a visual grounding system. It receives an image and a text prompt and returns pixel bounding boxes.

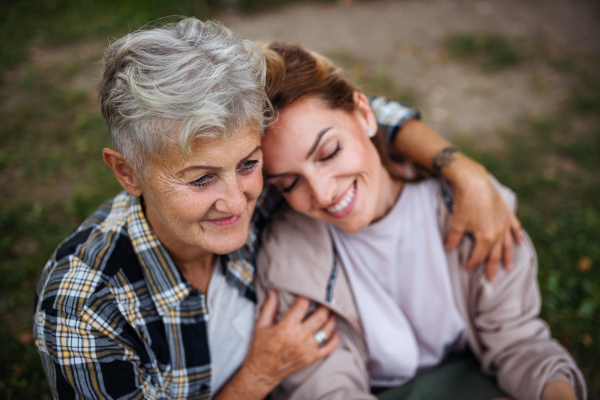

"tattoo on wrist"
[432,147,458,175]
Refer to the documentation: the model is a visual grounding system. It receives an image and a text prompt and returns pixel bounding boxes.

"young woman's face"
[262,93,397,232]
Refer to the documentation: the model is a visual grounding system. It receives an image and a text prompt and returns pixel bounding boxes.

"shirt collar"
[125,194,194,316]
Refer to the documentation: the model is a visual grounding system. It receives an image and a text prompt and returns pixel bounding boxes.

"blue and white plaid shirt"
[33,97,419,399]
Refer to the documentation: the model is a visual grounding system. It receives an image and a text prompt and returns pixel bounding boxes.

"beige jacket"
[255,179,586,400]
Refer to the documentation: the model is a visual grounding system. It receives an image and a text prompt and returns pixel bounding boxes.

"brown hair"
[261,41,425,182]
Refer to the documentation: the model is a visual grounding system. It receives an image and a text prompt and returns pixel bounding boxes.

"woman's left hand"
[444,155,523,282]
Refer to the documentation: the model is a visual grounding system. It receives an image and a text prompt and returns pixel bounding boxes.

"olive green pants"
[373,351,506,400]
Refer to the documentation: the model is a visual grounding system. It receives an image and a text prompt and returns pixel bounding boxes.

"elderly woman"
[34,18,520,399]
[255,42,586,400]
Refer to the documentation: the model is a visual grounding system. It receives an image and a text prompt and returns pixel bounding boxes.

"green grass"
[327,49,422,107]
[455,76,600,397]
[0,0,337,77]
[444,33,522,70]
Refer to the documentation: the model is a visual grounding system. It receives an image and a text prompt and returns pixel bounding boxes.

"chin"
[206,232,249,255]
[331,214,371,233]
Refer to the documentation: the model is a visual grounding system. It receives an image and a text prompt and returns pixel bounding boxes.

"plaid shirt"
[33,97,419,400]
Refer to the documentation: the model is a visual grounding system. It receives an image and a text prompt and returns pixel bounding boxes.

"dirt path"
[223,0,600,141]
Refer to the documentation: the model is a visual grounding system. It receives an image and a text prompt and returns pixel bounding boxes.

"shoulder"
[260,205,332,264]
[36,191,142,317]
[257,205,334,289]
[264,205,328,242]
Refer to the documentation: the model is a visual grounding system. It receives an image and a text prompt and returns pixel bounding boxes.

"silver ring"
[314,330,328,346]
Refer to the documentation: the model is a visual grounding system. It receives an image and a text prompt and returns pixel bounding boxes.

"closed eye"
[320,142,341,162]
[281,177,299,193]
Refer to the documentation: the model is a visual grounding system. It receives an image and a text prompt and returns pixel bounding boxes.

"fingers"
[302,305,331,332]
[502,230,514,271]
[279,296,311,325]
[316,331,340,358]
[445,223,466,250]
[465,236,490,271]
[257,289,279,328]
[484,241,502,282]
[317,314,337,339]
[509,212,523,244]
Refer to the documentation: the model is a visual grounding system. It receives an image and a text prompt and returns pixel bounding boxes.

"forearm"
[392,119,487,181]
[214,365,275,400]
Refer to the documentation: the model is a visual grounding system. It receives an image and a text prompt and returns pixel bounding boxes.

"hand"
[444,156,523,281]
[541,381,578,400]
[235,290,339,397]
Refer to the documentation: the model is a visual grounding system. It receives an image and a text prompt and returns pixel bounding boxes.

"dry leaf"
[582,334,593,347]
[578,256,592,272]
[17,331,34,345]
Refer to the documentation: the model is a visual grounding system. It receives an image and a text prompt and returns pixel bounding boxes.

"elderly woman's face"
[140,126,263,256]
[262,95,394,233]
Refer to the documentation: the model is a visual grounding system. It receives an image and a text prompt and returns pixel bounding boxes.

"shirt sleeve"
[34,269,162,400]
[369,96,421,145]
[34,307,161,400]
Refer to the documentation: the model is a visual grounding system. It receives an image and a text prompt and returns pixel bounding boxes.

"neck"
[372,164,404,223]
[143,198,217,293]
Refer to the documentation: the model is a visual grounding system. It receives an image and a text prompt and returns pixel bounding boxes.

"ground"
[222,0,600,141]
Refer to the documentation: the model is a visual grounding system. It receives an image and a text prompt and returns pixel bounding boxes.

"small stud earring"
[367,128,376,138]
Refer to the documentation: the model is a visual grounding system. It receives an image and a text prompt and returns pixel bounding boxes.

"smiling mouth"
[207,215,241,227]
[324,181,357,217]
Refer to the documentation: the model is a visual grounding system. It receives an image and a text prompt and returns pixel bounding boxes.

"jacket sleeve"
[255,214,376,400]
[468,180,587,400]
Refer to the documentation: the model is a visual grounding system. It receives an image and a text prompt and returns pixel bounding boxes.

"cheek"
[345,139,380,178]
[283,188,312,214]
[242,169,264,201]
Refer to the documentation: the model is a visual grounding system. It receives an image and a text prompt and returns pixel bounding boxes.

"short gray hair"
[99,17,268,178]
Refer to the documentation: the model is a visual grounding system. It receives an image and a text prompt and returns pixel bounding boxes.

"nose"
[306,173,335,208]
[214,175,248,215]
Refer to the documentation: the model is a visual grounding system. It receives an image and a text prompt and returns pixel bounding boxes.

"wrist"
[440,153,488,188]
[215,363,276,400]
[240,361,278,395]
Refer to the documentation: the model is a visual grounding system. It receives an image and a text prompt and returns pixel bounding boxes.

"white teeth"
[327,184,356,213]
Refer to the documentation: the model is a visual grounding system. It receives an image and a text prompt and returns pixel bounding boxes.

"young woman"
[255,42,586,400]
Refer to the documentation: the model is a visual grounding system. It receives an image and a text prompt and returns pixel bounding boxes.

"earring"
[367,128,376,138]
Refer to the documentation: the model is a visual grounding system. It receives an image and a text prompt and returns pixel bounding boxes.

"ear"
[352,91,378,133]
[102,148,144,197]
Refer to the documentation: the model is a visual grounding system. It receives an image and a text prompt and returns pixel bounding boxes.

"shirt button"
[200,384,209,392]
[190,289,199,296]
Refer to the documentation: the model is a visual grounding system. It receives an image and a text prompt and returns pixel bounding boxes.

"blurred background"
[0,0,598,398]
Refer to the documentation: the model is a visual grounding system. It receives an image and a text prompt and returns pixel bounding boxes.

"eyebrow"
[265,128,333,180]
[305,127,333,160]
[178,145,262,176]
